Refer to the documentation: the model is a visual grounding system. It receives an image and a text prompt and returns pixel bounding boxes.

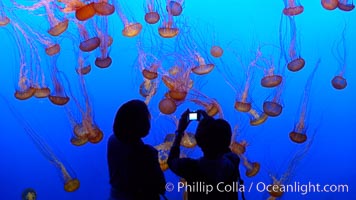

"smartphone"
[189,112,199,121]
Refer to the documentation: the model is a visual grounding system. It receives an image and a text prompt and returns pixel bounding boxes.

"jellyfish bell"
[331,75,347,90]
[159,97,177,114]
[166,1,183,16]
[263,101,283,117]
[142,69,158,80]
[210,45,223,58]
[0,16,10,26]
[47,19,69,36]
[45,44,60,56]
[95,56,112,68]
[230,141,247,155]
[249,112,268,126]
[139,80,157,97]
[79,37,101,52]
[48,95,70,106]
[191,64,215,75]
[168,90,187,101]
[321,0,339,10]
[289,131,307,144]
[287,57,305,72]
[145,11,160,24]
[14,87,36,100]
[75,2,96,21]
[338,2,355,11]
[21,188,36,200]
[283,5,304,16]
[205,102,219,117]
[33,87,51,98]
[158,27,179,38]
[87,127,104,144]
[180,132,196,148]
[268,184,284,198]
[76,65,91,75]
[70,136,88,146]
[261,75,282,88]
[234,101,252,112]
[246,162,260,177]
[93,2,115,16]
[64,178,80,192]
[122,22,142,37]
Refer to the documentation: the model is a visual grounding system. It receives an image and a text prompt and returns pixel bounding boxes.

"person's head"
[195,118,232,157]
[113,99,151,141]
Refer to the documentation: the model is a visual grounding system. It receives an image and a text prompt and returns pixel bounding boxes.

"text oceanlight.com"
[165,181,349,195]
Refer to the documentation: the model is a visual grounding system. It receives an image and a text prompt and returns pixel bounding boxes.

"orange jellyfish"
[210,45,224,58]
[190,52,215,75]
[256,45,283,88]
[13,0,69,36]
[331,27,348,90]
[48,59,70,106]
[166,0,184,16]
[338,0,355,11]
[22,188,36,200]
[75,2,96,21]
[93,0,115,16]
[321,0,339,10]
[158,13,179,38]
[137,41,161,80]
[159,97,177,114]
[94,17,113,68]
[76,21,101,52]
[144,0,160,24]
[10,21,35,100]
[139,78,158,105]
[0,0,10,26]
[155,135,174,171]
[248,107,268,126]
[267,136,314,199]
[241,154,260,177]
[190,89,224,118]
[283,0,304,16]
[290,59,320,144]
[263,84,284,117]
[114,2,142,37]
[3,97,80,192]
[280,14,305,72]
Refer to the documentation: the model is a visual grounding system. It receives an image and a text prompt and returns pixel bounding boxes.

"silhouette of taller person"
[168,109,243,200]
[107,99,166,200]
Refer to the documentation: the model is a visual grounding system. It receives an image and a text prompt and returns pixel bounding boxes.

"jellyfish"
[136,40,161,80]
[190,52,215,75]
[189,89,224,118]
[0,0,10,26]
[93,0,115,16]
[144,0,160,24]
[13,0,69,36]
[321,0,339,10]
[2,97,80,192]
[290,59,320,144]
[76,21,101,52]
[166,0,184,16]
[94,17,113,68]
[230,140,248,155]
[248,107,268,126]
[113,1,142,37]
[75,2,96,21]
[263,84,284,117]
[21,188,36,200]
[139,78,158,105]
[155,135,174,171]
[158,13,179,38]
[48,58,70,106]
[279,14,305,72]
[282,0,304,16]
[210,45,224,58]
[159,97,177,114]
[267,135,314,198]
[338,0,355,11]
[331,26,348,90]
[241,154,261,177]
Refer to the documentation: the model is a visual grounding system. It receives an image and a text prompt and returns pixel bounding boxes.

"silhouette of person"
[107,99,166,200]
[168,109,243,200]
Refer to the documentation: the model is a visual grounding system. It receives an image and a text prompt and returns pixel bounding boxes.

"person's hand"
[197,109,210,120]
[177,109,190,134]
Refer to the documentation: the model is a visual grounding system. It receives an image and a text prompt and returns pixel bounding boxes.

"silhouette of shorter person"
[168,109,243,200]
[107,99,166,200]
